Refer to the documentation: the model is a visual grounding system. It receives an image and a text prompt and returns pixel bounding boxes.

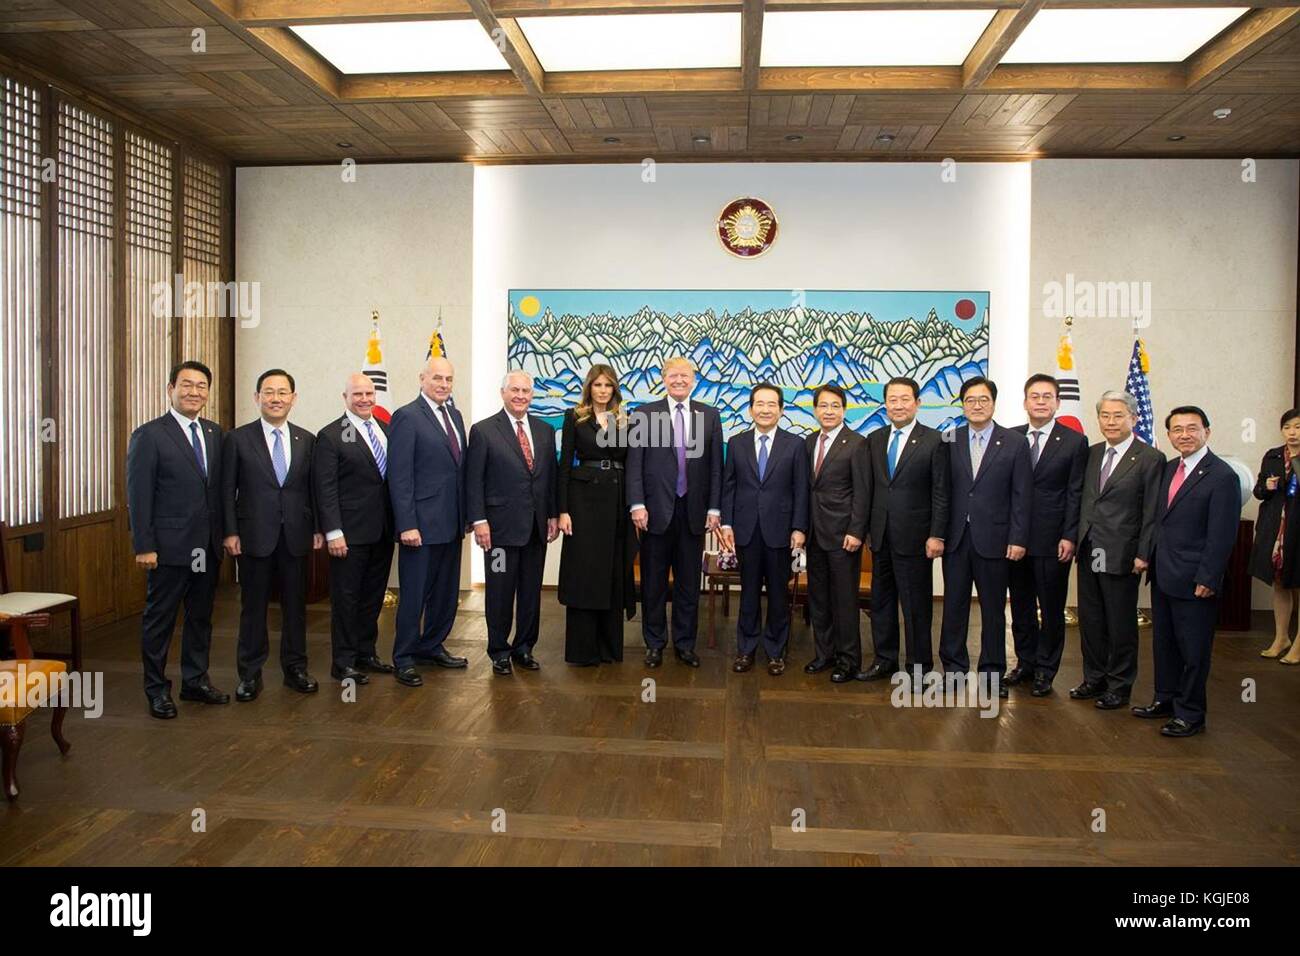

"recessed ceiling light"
[290,21,510,73]
[1167,134,1186,141]
[784,134,803,142]
[1002,8,1249,64]
[336,141,352,148]
[603,136,621,144]
[517,13,740,72]
[761,11,998,67]
[692,135,711,144]
[877,133,895,143]
[1212,107,1232,119]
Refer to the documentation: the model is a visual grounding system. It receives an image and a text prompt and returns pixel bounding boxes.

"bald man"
[387,357,469,687]
[312,373,396,685]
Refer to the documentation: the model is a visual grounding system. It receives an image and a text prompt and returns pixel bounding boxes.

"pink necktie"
[1167,460,1187,505]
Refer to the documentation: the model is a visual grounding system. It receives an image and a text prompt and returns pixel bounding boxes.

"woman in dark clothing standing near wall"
[1250,408,1300,664]
[557,365,637,665]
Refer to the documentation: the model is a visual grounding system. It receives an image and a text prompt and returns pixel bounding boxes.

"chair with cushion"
[0,611,72,800]
[0,522,82,671]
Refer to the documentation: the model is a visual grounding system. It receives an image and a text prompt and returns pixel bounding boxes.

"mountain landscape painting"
[508,289,990,439]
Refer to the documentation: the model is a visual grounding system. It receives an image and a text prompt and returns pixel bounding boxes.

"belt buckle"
[600,459,611,470]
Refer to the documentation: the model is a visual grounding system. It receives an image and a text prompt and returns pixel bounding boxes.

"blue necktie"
[757,433,769,482]
[271,428,288,486]
[364,419,386,478]
[887,429,902,478]
[189,422,206,480]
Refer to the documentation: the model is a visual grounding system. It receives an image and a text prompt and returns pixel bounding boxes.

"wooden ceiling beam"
[742,0,764,90]
[465,0,545,94]
[983,63,1186,91]
[235,0,469,25]
[1185,6,1300,91]
[962,0,1044,89]
[342,71,527,99]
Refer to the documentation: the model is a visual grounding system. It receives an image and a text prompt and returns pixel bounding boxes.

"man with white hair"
[465,370,559,675]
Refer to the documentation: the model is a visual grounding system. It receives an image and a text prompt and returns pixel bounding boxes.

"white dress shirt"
[421,392,456,437]
[472,410,534,528]
[1099,432,1136,489]
[629,397,720,517]
[1025,418,1056,453]
[261,417,291,472]
[169,406,206,466]
[813,422,843,473]
[326,411,387,541]
[884,417,918,469]
[1176,444,1209,474]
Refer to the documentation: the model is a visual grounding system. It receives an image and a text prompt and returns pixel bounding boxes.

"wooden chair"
[0,523,83,671]
[0,612,72,800]
[797,546,874,622]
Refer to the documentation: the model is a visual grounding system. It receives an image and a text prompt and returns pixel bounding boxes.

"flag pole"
[371,307,399,611]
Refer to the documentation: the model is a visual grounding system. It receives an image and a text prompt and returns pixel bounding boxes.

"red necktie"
[516,420,534,471]
[1167,459,1186,505]
[815,433,828,477]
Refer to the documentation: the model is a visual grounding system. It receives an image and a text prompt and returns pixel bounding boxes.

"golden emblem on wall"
[717,197,778,258]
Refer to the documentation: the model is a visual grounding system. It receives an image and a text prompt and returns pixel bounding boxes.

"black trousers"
[869,533,934,669]
[735,525,792,660]
[939,532,1011,673]
[394,539,461,668]
[1009,553,1072,681]
[484,523,546,662]
[1076,538,1140,698]
[1151,586,1218,725]
[140,559,221,698]
[808,541,863,669]
[329,540,394,670]
[236,528,308,681]
[639,494,704,652]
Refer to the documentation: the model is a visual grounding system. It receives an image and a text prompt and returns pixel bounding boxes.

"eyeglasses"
[963,396,992,407]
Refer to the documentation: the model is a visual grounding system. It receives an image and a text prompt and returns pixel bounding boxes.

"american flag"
[1125,338,1156,447]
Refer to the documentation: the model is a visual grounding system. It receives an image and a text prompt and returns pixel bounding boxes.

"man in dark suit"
[126,360,229,719]
[1073,390,1164,711]
[221,368,323,701]
[466,370,559,675]
[720,383,809,676]
[312,372,395,687]
[938,376,1031,696]
[1133,406,1242,737]
[627,356,724,668]
[803,383,870,682]
[387,356,469,688]
[1008,374,1089,696]
[862,376,949,680]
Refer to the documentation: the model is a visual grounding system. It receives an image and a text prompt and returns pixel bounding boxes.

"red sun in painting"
[954,298,977,321]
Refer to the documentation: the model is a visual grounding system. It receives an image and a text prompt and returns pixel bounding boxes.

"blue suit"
[721,427,809,659]
[386,395,467,668]
[1148,449,1242,725]
[939,422,1032,674]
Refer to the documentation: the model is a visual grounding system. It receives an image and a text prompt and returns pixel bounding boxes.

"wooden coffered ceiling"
[1,0,1298,163]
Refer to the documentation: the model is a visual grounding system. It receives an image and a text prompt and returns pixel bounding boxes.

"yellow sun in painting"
[518,295,541,317]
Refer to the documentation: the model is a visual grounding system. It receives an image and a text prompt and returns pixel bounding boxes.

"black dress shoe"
[1160,717,1204,738]
[355,654,395,674]
[645,648,663,668]
[1132,700,1175,719]
[284,669,319,694]
[674,648,700,668]
[830,666,858,683]
[394,665,423,687]
[148,694,177,719]
[1004,665,1033,686]
[512,652,541,671]
[1094,691,1128,710]
[235,676,262,702]
[492,658,513,676]
[857,660,899,681]
[179,681,230,705]
[1069,680,1106,699]
[998,683,1009,699]
[418,648,468,669]
[733,654,755,673]
[330,664,369,684]
[804,658,834,674]
[1031,677,1053,697]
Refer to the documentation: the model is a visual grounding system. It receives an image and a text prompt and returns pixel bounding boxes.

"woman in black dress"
[1249,407,1300,664]
[557,365,637,665]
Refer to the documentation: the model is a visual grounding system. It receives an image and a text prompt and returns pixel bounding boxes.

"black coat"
[312,414,393,547]
[625,398,724,536]
[556,409,636,615]
[1009,421,1089,556]
[721,427,810,548]
[866,421,950,555]
[943,423,1032,558]
[1150,450,1243,597]
[1077,438,1164,575]
[222,419,318,558]
[805,427,870,551]
[1249,445,1300,586]
[126,413,224,567]
[465,409,558,548]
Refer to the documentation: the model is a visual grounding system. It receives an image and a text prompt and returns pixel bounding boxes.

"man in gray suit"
[1073,390,1164,711]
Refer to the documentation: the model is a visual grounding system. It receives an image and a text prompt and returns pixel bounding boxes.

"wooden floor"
[3,586,1298,866]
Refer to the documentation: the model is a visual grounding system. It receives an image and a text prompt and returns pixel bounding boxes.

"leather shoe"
[645,648,663,668]
[1069,680,1106,699]
[674,648,700,668]
[857,659,899,681]
[179,681,230,705]
[148,694,177,719]
[767,658,786,676]
[804,658,834,674]
[512,652,541,671]
[1160,717,1204,738]
[1094,691,1128,710]
[417,648,468,669]
[330,664,369,684]
[830,666,858,683]
[355,654,394,674]
[997,681,1009,699]
[235,676,262,702]
[733,654,754,673]
[492,658,513,676]
[1132,699,1174,719]
[394,665,423,687]
[1030,677,1053,697]
[284,669,319,694]
[1004,665,1033,686]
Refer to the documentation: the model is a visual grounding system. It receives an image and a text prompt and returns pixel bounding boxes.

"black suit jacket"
[1078,437,1164,575]
[1010,421,1089,556]
[805,427,870,551]
[720,427,809,548]
[867,421,949,555]
[126,413,223,567]
[1149,450,1242,598]
[312,414,393,547]
[626,398,724,536]
[222,419,318,558]
[465,409,558,548]
[387,395,467,545]
[944,423,1032,557]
